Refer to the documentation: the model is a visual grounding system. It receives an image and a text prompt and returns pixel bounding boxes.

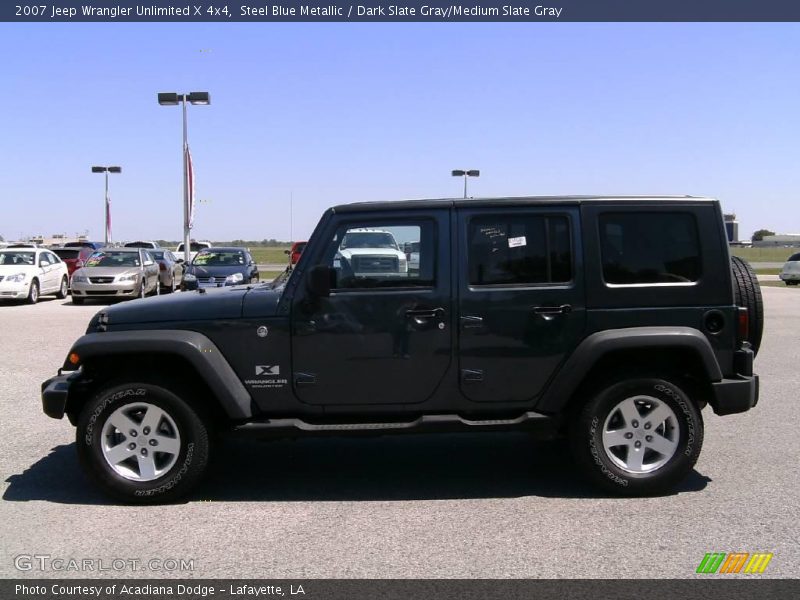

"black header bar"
[4,1,800,22]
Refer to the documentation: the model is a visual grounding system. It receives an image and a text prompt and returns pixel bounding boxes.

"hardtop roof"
[332,195,717,213]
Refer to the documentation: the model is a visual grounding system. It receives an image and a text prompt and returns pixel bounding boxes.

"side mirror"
[176,258,184,264]
[284,249,291,255]
[307,265,332,297]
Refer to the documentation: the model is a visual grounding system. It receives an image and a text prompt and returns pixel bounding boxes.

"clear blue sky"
[1,23,798,243]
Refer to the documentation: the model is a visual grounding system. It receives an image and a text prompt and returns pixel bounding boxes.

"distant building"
[753,234,800,248]
[25,233,90,248]
[723,213,739,243]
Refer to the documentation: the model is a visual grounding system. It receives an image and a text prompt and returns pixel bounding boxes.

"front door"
[457,206,586,403]
[291,210,451,406]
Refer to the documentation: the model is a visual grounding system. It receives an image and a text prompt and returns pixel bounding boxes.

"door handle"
[405,307,445,319]
[532,304,572,315]
[295,373,316,386]
[460,315,484,329]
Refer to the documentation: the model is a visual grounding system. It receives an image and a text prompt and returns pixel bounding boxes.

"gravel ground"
[1,288,797,579]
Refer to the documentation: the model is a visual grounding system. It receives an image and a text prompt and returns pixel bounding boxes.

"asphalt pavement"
[1,288,797,578]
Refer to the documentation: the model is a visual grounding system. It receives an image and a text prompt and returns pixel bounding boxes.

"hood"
[97,284,283,328]
[78,266,141,278]
[339,248,405,257]
[186,264,248,277]
[0,264,37,273]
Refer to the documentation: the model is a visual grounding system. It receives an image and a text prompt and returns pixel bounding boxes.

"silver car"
[780,252,800,286]
[70,248,160,304]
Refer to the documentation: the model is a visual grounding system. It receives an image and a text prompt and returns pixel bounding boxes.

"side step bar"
[232,411,554,436]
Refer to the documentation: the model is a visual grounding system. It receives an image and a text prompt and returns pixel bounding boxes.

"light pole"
[91,166,121,245]
[452,169,480,198]
[157,91,210,263]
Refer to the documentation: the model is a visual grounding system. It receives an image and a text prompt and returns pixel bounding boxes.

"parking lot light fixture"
[91,166,122,245]
[452,169,480,198]
[158,91,211,262]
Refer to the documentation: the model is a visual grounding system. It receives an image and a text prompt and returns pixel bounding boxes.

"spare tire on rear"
[730,255,763,356]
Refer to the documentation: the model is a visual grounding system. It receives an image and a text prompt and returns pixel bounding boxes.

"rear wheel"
[76,381,210,503]
[27,279,39,304]
[56,276,68,299]
[570,377,704,496]
[731,256,764,355]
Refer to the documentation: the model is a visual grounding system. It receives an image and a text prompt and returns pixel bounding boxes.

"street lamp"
[452,169,480,198]
[157,91,210,262]
[91,166,121,245]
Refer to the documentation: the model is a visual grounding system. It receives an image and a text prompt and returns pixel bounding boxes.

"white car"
[175,240,212,262]
[336,229,408,277]
[779,252,800,286]
[0,247,69,303]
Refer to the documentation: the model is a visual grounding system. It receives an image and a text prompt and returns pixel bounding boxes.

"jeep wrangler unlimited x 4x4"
[41,196,762,502]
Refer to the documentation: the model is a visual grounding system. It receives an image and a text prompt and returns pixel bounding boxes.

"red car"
[289,241,307,265]
[52,246,96,278]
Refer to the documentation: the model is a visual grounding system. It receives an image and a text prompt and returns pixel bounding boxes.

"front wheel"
[27,279,39,304]
[56,276,68,299]
[570,377,704,496]
[76,382,210,503]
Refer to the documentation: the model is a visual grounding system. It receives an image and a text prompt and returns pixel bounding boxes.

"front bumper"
[0,281,30,299]
[41,372,76,419]
[71,279,138,297]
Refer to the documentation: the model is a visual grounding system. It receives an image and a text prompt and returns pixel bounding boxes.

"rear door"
[291,210,451,406]
[457,206,586,403]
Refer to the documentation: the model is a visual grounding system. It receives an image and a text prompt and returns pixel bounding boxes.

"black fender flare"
[535,327,723,414]
[63,330,253,419]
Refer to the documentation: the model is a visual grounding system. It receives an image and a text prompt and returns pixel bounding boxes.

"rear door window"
[467,215,572,286]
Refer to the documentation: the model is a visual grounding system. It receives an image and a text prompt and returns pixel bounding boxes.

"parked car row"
[0,242,266,304]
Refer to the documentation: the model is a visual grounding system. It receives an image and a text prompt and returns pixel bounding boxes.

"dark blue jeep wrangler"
[42,196,761,502]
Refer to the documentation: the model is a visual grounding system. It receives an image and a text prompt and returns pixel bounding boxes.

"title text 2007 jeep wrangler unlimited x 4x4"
[41,196,762,502]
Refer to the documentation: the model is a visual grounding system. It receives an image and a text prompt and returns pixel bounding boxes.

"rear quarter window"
[600,212,701,285]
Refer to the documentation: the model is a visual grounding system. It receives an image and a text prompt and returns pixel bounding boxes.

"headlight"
[183,273,197,282]
[72,275,88,283]
[117,273,139,282]
[5,272,26,283]
[225,273,244,285]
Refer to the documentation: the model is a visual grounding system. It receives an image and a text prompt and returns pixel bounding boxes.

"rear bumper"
[710,348,759,416]
[710,374,759,416]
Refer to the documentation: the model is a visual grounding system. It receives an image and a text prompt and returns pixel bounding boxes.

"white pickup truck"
[335,228,408,277]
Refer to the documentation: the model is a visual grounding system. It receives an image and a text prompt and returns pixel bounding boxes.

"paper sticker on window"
[508,236,527,248]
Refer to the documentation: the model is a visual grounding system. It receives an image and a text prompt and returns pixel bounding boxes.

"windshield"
[0,251,35,266]
[53,249,80,260]
[341,232,398,250]
[788,253,800,262]
[85,251,141,267]
[192,250,245,266]
[124,242,156,249]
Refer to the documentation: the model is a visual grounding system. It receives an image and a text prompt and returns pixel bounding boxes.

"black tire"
[570,377,704,496]
[26,279,39,304]
[56,276,68,299]
[71,296,85,305]
[76,381,210,503]
[731,256,764,356]
[139,281,146,299]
